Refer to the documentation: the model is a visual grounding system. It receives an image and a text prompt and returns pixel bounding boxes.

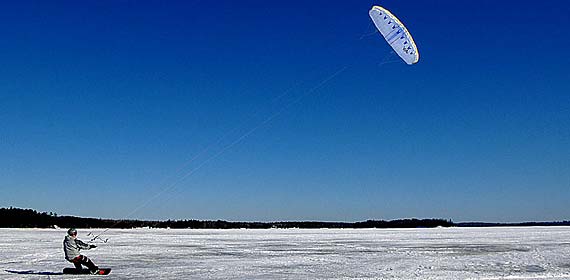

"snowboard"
[63,268,111,275]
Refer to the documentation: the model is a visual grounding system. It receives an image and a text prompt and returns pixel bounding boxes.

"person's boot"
[90,267,100,274]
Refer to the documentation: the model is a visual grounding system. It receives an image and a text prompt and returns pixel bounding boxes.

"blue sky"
[1,0,568,222]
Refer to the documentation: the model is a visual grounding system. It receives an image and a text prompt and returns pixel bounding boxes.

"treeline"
[456,221,570,227]
[2,207,569,229]
[0,207,454,229]
[159,218,455,229]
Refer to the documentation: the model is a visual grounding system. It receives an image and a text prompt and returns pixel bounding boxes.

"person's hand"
[89,244,97,249]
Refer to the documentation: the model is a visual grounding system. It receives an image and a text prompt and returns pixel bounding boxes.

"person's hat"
[67,228,77,235]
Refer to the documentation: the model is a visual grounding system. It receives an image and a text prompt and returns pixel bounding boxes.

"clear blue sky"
[1,0,568,222]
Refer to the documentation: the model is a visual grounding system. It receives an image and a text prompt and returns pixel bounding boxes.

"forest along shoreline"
[1,207,569,229]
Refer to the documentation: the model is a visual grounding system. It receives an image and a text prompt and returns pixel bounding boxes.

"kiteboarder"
[63,228,99,274]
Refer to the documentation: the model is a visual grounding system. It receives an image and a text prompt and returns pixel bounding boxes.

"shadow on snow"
[5,269,63,275]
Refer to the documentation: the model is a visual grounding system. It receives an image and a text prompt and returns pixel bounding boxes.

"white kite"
[369,6,419,65]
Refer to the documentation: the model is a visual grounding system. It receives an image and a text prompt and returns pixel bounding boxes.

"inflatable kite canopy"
[369,6,419,65]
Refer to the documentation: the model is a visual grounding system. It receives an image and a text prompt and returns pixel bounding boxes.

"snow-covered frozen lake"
[1,227,570,279]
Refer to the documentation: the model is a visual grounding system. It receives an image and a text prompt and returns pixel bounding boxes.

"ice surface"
[1,227,570,279]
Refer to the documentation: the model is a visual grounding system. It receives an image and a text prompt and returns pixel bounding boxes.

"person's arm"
[75,239,91,250]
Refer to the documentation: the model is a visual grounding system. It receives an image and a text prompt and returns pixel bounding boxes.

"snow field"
[1,227,570,279]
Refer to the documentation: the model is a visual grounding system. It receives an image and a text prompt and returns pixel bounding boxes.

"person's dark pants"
[71,255,98,271]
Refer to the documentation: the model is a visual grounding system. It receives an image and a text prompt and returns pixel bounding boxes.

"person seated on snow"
[63,228,99,273]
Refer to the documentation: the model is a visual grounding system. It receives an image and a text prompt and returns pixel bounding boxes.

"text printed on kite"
[369,5,419,65]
